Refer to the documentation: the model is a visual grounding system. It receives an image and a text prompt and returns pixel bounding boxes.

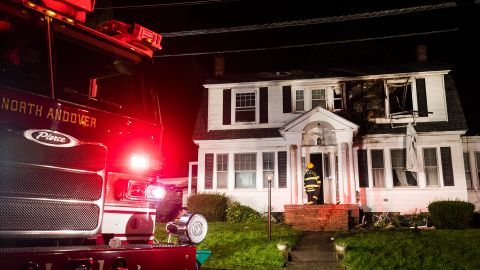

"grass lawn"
[155,222,303,269]
[335,229,480,270]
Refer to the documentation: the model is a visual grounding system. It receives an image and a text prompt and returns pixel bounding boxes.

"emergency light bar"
[97,20,162,57]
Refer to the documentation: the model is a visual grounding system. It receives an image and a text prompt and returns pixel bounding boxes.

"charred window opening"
[386,79,413,114]
[346,80,385,123]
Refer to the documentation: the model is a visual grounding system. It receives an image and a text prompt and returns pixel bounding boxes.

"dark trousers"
[306,188,320,204]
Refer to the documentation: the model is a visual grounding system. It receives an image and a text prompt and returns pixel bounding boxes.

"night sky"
[89,0,479,177]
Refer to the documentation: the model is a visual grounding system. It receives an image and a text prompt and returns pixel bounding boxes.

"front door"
[309,153,324,204]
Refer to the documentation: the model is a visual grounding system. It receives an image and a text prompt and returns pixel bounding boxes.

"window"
[333,87,344,110]
[371,150,385,187]
[234,153,256,188]
[312,89,326,109]
[423,148,439,186]
[295,90,305,111]
[464,153,473,189]
[0,11,50,96]
[476,152,480,189]
[216,154,228,189]
[235,92,256,122]
[391,149,418,187]
[263,152,275,188]
[386,79,413,115]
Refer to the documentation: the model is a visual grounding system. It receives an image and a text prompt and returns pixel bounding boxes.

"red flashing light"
[130,154,150,170]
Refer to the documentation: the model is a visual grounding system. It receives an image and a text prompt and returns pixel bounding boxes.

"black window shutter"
[223,89,231,125]
[358,150,369,187]
[282,86,292,113]
[259,87,268,123]
[416,78,428,117]
[278,151,287,188]
[205,153,213,189]
[441,147,454,186]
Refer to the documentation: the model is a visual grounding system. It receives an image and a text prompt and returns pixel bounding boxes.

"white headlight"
[166,214,208,245]
[146,184,166,200]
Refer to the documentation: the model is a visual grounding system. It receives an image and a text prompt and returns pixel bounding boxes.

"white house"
[192,64,480,214]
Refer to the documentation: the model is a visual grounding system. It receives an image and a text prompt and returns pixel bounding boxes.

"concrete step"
[284,261,346,270]
[289,251,337,262]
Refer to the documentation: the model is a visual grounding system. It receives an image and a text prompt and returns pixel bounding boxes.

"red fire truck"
[0,0,207,269]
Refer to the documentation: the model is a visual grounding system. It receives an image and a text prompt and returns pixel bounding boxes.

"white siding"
[358,132,468,214]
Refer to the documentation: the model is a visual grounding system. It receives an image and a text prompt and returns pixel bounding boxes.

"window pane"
[464,153,473,189]
[423,148,438,186]
[476,152,480,189]
[0,11,49,96]
[333,87,343,110]
[235,92,256,122]
[391,149,417,187]
[263,152,274,188]
[312,89,326,109]
[217,154,228,189]
[235,153,256,188]
[295,90,304,111]
[371,150,385,187]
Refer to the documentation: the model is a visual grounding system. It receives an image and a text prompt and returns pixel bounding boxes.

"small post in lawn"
[267,172,273,241]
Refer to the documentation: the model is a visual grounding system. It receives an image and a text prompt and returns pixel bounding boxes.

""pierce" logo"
[24,129,78,147]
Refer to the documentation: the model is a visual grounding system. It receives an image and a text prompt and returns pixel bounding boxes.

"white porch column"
[330,150,337,204]
[348,142,356,204]
[337,142,345,204]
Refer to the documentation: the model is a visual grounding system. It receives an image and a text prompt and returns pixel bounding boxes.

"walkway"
[284,232,346,270]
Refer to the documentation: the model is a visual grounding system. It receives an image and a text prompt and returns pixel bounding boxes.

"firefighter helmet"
[306,163,314,169]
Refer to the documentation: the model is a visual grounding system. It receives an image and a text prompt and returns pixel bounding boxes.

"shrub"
[187,193,228,222]
[428,200,474,229]
[226,201,263,223]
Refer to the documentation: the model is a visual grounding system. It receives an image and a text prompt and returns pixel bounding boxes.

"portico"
[279,106,359,206]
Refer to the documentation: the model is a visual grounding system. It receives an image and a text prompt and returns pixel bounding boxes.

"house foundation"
[284,204,360,231]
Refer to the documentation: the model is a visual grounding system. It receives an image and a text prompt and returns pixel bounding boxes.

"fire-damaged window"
[391,149,418,187]
[235,91,256,122]
[386,78,413,115]
[346,80,385,123]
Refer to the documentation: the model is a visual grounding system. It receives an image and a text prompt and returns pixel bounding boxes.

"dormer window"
[386,79,413,115]
[295,90,305,111]
[312,89,326,109]
[235,91,256,122]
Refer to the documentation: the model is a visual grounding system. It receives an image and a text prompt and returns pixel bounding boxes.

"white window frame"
[216,153,228,189]
[232,89,258,124]
[370,149,385,188]
[262,152,275,188]
[311,88,327,109]
[384,78,417,118]
[423,147,439,187]
[294,89,305,112]
[234,153,257,189]
[332,85,345,111]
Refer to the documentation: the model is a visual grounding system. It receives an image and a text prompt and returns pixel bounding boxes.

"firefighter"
[304,163,321,205]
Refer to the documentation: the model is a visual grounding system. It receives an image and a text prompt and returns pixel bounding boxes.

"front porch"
[284,204,360,231]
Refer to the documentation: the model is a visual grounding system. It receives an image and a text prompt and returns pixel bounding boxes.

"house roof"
[205,62,451,84]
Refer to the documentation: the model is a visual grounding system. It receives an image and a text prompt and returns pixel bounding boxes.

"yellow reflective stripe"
[305,177,318,181]
[312,196,318,199]
[305,184,319,188]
